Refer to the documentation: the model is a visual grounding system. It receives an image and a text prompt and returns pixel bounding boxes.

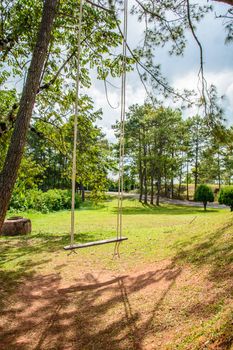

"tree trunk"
[194,135,199,192]
[0,0,58,231]
[171,177,174,199]
[150,165,154,205]
[138,130,143,202]
[178,172,182,199]
[80,183,85,202]
[142,126,148,204]
[204,202,207,211]
[164,164,168,197]
[156,173,161,206]
[171,150,174,198]
[144,164,148,204]
[139,168,143,202]
[156,145,162,206]
[217,150,221,190]
[186,159,189,200]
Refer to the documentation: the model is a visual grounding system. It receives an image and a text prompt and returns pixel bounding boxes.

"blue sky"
[86,1,233,141]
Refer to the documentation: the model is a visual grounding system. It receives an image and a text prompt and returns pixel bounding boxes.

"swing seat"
[64,237,128,250]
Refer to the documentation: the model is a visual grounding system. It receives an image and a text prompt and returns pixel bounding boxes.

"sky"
[84,0,233,142]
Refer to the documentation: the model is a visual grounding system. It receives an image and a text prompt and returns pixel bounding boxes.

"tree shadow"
[111,204,219,216]
[0,261,182,350]
[0,207,232,349]
[173,220,233,276]
[170,219,233,347]
[0,231,100,267]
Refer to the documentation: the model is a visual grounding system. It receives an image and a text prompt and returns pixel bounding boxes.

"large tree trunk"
[0,0,58,231]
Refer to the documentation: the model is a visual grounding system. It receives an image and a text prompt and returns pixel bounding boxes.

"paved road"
[106,192,227,209]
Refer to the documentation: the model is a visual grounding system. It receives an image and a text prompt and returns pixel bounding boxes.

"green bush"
[10,189,80,213]
[218,186,233,211]
[194,184,214,211]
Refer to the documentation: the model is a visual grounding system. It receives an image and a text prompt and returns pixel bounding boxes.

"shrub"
[194,184,214,211]
[218,187,233,211]
[10,189,80,213]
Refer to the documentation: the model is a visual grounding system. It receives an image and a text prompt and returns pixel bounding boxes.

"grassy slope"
[0,198,232,349]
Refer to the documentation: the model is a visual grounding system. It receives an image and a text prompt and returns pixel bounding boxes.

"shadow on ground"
[0,211,232,349]
[111,204,219,216]
[173,219,233,280]
[0,261,181,350]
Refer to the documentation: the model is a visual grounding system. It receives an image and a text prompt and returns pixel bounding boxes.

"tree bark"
[0,0,59,231]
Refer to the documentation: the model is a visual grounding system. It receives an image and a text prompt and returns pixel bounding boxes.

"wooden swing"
[64,0,128,253]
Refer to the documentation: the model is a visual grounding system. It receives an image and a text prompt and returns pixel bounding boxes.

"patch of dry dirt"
[0,258,231,350]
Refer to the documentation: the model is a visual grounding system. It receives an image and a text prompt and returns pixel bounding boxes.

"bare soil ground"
[0,256,232,350]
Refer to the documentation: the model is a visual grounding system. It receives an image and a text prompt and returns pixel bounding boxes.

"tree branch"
[186,0,207,112]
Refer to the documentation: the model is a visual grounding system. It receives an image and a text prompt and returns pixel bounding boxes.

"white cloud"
[88,82,146,134]
[172,70,233,122]
[100,126,116,142]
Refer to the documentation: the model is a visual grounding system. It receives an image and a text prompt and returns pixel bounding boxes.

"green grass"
[1,198,232,271]
[0,198,232,349]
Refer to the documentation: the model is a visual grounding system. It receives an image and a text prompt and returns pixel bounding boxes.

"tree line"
[114,101,233,205]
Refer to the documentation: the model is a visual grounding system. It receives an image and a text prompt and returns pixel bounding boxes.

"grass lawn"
[0,198,232,349]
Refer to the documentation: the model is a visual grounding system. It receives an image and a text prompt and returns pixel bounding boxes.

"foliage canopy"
[194,184,214,210]
[218,186,233,211]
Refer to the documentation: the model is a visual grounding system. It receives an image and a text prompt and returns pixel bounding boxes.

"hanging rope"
[70,0,84,247]
[114,0,128,258]
[68,0,128,253]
